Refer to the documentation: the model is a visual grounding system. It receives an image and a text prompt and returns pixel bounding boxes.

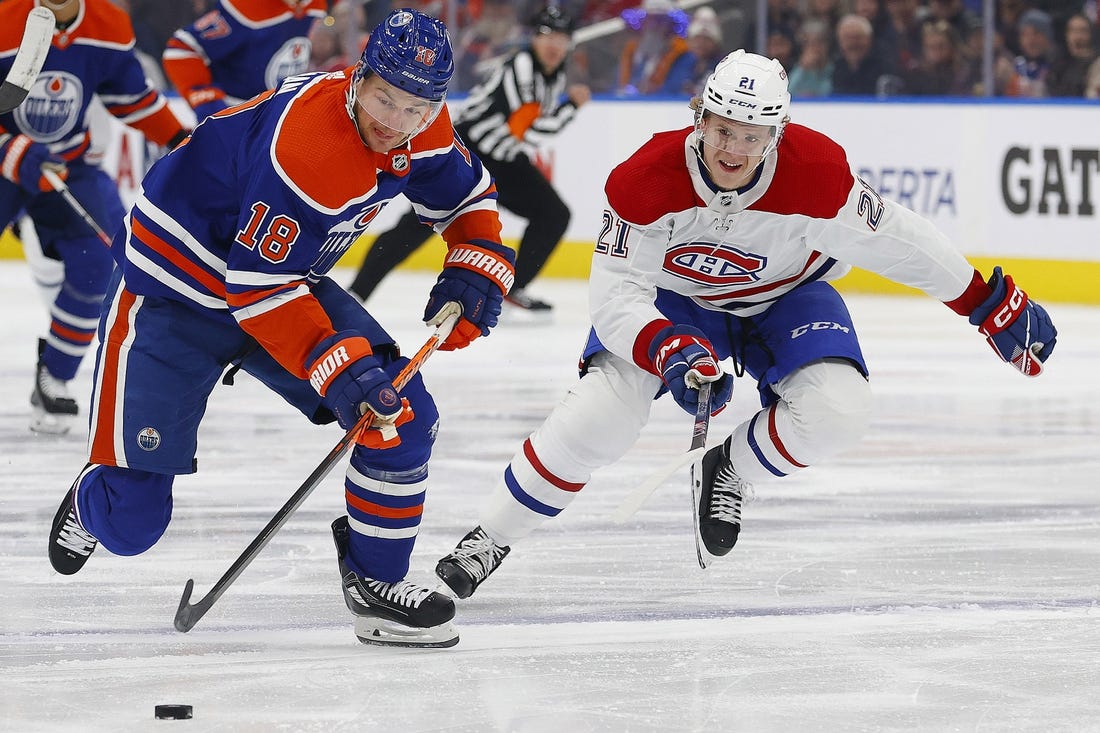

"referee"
[349,5,590,318]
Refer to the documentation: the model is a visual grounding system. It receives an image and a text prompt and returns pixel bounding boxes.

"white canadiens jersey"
[589,123,978,364]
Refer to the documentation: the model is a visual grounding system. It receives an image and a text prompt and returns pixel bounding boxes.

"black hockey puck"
[154,704,193,720]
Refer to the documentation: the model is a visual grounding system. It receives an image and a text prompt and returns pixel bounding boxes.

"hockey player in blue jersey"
[0,0,191,434]
[163,0,328,124]
[47,9,515,648]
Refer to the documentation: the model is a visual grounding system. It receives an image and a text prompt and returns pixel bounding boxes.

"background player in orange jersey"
[163,0,327,124]
[0,0,190,434]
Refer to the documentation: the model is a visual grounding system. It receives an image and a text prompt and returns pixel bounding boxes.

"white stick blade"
[8,8,54,90]
[612,446,706,523]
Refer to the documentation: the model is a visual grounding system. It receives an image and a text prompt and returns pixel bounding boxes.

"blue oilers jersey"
[163,0,327,120]
[119,69,501,378]
[0,0,186,157]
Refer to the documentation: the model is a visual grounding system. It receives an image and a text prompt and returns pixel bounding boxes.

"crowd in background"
[117,0,1100,98]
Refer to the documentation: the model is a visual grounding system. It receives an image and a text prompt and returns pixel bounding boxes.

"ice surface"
[2,262,1098,732]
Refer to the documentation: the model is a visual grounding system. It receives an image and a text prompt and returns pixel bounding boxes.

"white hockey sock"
[480,437,586,547]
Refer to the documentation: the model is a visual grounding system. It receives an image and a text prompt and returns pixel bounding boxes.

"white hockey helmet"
[694,50,790,158]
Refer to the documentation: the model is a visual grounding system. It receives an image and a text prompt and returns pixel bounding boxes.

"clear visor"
[697,117,778,159]
[353,80,444,137]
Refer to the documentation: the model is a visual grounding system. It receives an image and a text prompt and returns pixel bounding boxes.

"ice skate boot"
[331,517,458,648]
[691,436,749,568]
[435,526,510,599]
[49,484,97,575]
[30,338,78,435]
[502,288,553,323]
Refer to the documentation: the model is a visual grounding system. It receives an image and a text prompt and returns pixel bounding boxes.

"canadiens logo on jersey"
[265,37,312,91]
[664,243,766,286]
[13,72,84,144]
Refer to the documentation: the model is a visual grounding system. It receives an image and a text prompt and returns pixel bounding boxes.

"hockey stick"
[612,381,713,522]
[0,7,53,114]
[42,168,113,247]
[174,304,462,633]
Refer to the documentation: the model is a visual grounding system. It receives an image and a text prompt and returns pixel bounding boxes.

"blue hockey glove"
[0,133,68,194]
[968,267,1056,377]
[306,331,401,430]
[424,242,515,351]
[650,325,733,416]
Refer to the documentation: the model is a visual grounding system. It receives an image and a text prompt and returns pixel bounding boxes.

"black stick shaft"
[174,310,459,632]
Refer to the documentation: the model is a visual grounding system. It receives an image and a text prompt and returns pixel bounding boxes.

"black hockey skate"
[331,517,458,648]
[502,289,553,322]
[691,436,749,569]
[435,526,510,599]
[49,485,97,575]
[31,338,78,435]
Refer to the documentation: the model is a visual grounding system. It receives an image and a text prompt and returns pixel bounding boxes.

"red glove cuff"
[944,268,993,317]
[443,244,515,295]
[976,273,1029,338]
[307,335,373,396]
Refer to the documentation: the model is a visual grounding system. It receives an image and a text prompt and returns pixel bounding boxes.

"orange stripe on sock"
[345,490,424,520]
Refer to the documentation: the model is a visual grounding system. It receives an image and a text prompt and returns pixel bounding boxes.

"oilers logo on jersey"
[308,205,385,279]
[264,37,311,91]
[664,243,766,287]
[12,72,84,143]
[136,427,162,452]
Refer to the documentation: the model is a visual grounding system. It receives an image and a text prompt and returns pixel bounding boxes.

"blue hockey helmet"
[357,9,454,103]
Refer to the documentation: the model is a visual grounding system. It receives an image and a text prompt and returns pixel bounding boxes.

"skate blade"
[30,408,75,435]
[499,305,554,326]
[353,616,459,649]
[690,460,716,570]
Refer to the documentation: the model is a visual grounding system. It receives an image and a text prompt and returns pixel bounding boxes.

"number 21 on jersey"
[595,210,630,258]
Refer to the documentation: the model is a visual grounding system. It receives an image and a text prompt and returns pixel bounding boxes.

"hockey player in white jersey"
[435,50,1058,596]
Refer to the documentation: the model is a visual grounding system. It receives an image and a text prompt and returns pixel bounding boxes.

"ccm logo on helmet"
[664,243,766,286]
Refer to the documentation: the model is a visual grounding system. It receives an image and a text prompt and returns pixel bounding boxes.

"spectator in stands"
[788,18,834,96]
[660,6,725,96]
[329,0,369,65]
[926,0,979,47]
[1046,13,1098,96]
[307,1,369,73]
[832,13,891,95]
[997,0,1026,56]
[1009,8,1055,97]
[766,25,798,72]
[805,0,843,32]
[744,0,802,53]
[901,19,976,95]
[879,0,925,79]
[951,16,1018,96]
[854,0,890,40]
[308,20,344,72]
[1087,55,1100,98]
[453,0,525,90]
[617,0,690,95]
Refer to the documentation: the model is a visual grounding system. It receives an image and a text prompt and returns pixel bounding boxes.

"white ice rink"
[2,261,1099,732]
